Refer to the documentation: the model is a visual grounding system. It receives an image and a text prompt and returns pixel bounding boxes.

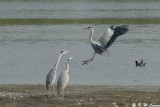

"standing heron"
[46,50,69,97]
[82,25,129,65]
[57,57,72,101]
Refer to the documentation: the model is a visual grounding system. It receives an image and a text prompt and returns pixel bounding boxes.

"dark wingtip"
[110,25,129,33]
[110,25,114,29]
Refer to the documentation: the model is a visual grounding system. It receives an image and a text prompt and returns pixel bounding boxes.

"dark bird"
[135,59,146,66]
[82,25,129,65]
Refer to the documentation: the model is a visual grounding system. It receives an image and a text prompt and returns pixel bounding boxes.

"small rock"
[77,102,81,105]
[89,98,92,102]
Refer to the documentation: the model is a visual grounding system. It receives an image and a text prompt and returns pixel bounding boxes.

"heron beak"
[66,50,70,53]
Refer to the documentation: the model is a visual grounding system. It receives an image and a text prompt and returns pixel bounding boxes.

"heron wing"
[91,41,105,52]
[46,68,56,89]
[105,25,128,49]
[98,26,114,47]
[57,71,69,94]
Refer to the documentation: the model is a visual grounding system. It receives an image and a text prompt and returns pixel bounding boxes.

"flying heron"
[57,57,72,101]
[82,25,129,65]
[46,50,69,97]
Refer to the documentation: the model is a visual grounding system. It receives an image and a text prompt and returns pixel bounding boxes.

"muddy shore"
[0,85,160,107]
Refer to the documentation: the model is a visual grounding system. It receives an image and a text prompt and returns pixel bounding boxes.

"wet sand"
[0,85,160,107]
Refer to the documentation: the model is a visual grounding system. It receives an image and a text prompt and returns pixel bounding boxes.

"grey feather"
[46,68,56,90]
[82,25,129,65]
[98,25,128,50]
[57,71,69,94]
[105,25,129,49]
[91,41,105,54]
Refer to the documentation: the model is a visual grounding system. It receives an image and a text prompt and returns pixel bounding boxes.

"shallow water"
[0,0,160,85]
[0,24,160,85]
[0,0,160,19]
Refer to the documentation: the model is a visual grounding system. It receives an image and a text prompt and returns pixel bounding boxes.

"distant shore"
[1,18,160,25]
[0,84,160,107]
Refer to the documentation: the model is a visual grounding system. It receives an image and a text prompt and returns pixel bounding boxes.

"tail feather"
[57,87,62,95]
[46,82,50,90]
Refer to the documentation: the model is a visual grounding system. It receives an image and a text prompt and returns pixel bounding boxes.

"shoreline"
[1,84,160,107]
[1,18,160,25]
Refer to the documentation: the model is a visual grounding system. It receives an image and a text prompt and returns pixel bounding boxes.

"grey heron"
[46,50,69,97]
[82,25,129,65]
[57,57,72,101]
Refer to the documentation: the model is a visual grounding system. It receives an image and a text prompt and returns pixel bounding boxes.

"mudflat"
[0,85,160,107]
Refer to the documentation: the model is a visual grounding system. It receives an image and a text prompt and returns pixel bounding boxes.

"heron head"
[83,27,92,30]
[68,57,72,63]
[61,50,70,55]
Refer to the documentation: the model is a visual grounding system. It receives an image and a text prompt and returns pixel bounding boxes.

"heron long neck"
[89,28,94,44]
[66,62,70,73]
[53,54,62,70]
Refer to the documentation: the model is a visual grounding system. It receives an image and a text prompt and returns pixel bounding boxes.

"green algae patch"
[0,18,160,25]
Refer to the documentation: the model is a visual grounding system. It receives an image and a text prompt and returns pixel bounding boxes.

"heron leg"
[62,89,64,102]
[48,87,50,97]
[60,89,62,100]
[53,84,57,97]
[82,52,96,65]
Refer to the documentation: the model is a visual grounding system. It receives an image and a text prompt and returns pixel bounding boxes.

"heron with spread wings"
[82,25,129,65]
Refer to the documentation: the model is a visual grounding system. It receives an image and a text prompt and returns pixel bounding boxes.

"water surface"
[0,24,160,85]
[0,0,160,19]
[0,0,160,85]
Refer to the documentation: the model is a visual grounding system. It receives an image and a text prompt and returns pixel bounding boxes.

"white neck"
[53,53,62,70]
[66,62,70,73]
[89,28,94,44]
